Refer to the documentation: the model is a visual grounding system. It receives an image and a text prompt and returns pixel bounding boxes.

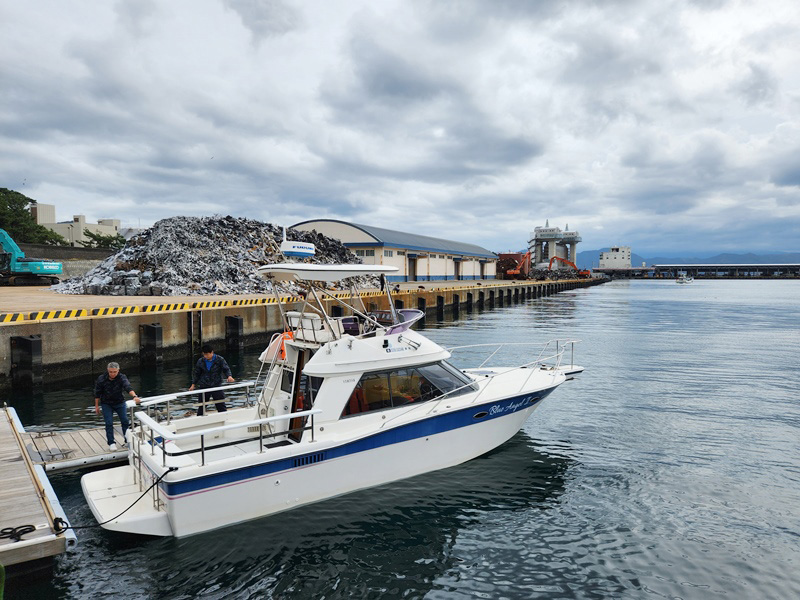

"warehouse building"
[291,219,497,282]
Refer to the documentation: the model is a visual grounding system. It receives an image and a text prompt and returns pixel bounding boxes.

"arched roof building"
[291,219,497,282]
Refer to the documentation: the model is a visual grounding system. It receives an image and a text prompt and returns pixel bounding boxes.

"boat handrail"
[134,407,322,443]
[134,381,257,408]
[436,339,578,404]
[446,339,580,369]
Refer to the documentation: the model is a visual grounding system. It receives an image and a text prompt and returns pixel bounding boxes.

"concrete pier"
[0,278,604,387]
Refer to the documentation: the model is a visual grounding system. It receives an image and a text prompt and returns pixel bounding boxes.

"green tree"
[0,188,68,245]
[81,228,126,250]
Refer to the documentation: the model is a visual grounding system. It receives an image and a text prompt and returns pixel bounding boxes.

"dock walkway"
[0,406,76,567]
[21,426,129,471]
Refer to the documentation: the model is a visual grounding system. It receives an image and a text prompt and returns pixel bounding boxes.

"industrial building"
[291,219,497,282]
[599,246,632,269]
[529,221,581,268]
[31,203,125,247]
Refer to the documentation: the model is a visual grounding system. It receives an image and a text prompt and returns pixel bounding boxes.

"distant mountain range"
[575,250,800,269]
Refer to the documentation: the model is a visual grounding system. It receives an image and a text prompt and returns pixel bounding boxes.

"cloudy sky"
[2,0,799,256]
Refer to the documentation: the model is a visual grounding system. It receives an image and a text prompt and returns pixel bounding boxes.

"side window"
[388,369,422,405]
[341,372,393,418]
[415,363,476,399]
[299,375,323,409]
[341,362,477,418]
[280,367,293,393]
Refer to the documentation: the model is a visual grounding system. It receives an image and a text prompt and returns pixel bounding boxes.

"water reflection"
[12,434,574,599]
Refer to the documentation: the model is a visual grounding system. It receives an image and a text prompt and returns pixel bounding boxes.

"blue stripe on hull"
[164,388,555,497]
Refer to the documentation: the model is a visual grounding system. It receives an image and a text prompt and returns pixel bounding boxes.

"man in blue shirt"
[94,362,140,451]
[189,344,235,415]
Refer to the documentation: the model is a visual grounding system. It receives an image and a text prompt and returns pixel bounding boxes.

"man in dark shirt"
[94,362,140,451]
[189,344,235,415]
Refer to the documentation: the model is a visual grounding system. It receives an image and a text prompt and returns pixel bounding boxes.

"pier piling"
[139,323,163,364]
[10,335,43,388]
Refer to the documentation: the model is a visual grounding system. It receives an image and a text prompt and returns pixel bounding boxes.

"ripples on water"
[6,280,800,599]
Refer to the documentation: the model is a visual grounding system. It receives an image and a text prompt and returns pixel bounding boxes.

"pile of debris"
[53,216,364,296]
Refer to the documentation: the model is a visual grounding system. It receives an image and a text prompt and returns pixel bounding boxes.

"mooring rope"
[0,525,36,542]
[54,466,177,533]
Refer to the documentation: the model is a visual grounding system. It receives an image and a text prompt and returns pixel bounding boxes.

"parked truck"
[0,228,63,285]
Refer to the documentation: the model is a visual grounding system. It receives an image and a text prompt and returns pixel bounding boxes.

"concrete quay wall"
[0,279,602,386]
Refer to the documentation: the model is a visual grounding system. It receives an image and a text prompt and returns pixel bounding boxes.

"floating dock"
[0,406,76,568]
[20,426,130,471]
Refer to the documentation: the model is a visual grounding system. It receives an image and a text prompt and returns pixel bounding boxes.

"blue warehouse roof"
[292,219,497,259]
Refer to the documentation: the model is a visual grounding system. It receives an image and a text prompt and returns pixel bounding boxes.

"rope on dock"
[0,525,35,542]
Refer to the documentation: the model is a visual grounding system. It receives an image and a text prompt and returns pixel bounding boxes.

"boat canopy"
[258,263,399,282]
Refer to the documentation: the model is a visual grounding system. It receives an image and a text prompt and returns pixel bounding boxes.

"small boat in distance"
[81,262,582,537]
[676,273,693,284]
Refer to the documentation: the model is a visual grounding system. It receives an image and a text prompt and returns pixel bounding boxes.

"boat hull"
[130,389,553,537]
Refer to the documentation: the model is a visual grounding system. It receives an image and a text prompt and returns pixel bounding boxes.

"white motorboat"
[81,263,583,537]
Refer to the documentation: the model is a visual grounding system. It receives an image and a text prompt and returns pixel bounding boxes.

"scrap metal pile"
[53,216,364,296]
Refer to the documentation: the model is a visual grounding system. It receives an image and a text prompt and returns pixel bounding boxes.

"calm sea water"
[5,280,800,599]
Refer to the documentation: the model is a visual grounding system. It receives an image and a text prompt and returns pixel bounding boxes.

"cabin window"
[365,249,375,256]
[296,374,323,410]
[341,362,477,418]
[280,368,293,393]
[384,250,393,257]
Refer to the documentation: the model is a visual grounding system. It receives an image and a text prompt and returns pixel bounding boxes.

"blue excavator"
[0,228,63,285]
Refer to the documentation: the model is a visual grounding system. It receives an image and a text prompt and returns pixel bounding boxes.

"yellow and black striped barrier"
[28,309,89,321]
[191,300,237,309]
[92,306,139,316]
[139,303,190,313]
[231,298,267,306]
[1,289,434,325]
[0,313,26,323]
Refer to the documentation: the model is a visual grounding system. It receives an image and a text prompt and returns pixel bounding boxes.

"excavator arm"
[547,256,591,278]
[507,251,531,277]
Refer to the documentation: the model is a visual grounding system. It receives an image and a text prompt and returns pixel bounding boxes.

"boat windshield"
[341,361,477,418]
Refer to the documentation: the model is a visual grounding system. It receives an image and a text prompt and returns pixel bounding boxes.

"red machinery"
[506,251,531,278]
[548,256,591,278]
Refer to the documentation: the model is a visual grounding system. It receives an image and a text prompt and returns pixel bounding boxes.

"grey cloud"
[770,149,800,187]
[732,62,778,106]
[223,0,301,39]
[559,31,662,87]
[317,34,544,184]
[345,35,457,106]
[114,0,158,38]
[2,0,799,255]
[687,0,729,9]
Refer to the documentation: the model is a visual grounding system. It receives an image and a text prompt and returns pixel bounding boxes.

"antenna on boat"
[279,226,315,260]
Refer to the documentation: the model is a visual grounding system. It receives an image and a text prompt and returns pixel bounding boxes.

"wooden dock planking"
[64,430,92,458]
[0,408,67,566]
[19,426,129,470]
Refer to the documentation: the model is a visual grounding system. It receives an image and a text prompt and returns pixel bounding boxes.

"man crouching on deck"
[94,361,140,451]
[189,344,235,415]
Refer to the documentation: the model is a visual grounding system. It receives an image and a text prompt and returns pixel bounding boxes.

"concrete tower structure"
[528,221,582,268]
